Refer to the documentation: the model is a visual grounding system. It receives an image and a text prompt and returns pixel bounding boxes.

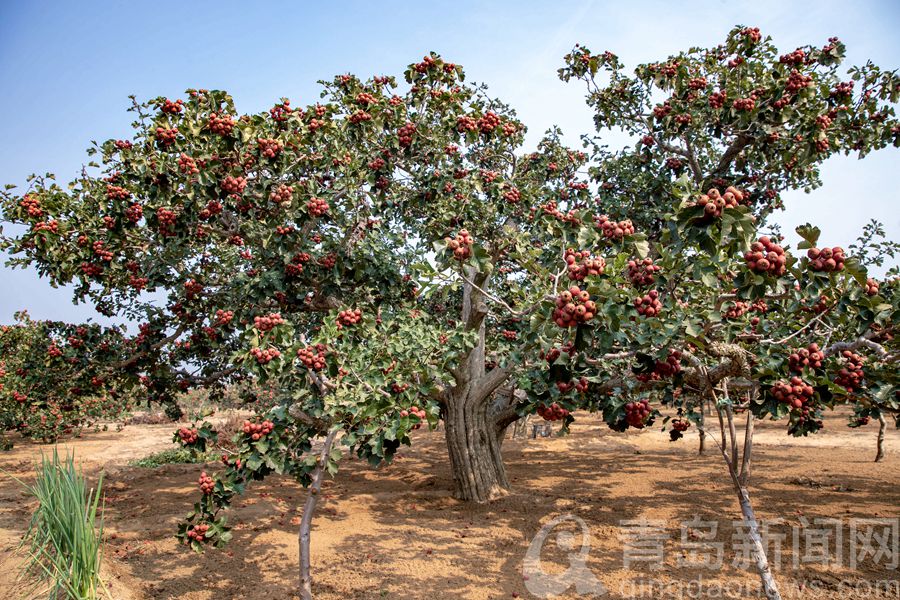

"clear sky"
[1,0,898,325]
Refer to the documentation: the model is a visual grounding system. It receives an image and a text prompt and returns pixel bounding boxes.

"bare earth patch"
[1,410,897,599]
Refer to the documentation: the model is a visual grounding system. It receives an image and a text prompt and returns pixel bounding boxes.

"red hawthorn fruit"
[552,285,595,327]
[744,236,787,276]
[595,215,635,240]
[806,246,845,272]
[624,399,652,428]
[565,249,606,280]
[835,351,865,391]
[627,257,660,286]
[788,343,824,372]
[537,403,569,421]
[336,308,362,328]
[633,290,662,317]
[446,229,474,261]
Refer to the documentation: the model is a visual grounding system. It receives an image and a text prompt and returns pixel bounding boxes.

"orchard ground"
[0,410,898,600]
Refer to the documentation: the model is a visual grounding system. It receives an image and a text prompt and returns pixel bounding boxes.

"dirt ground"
[0,410,898,600]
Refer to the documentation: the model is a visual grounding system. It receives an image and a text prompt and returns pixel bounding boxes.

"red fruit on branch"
[537,403,569,421]
[208,113,235,136]
[565,249,606,280]
[198,471,215,495]
[695,186,743,218]
[254,313,285,332]
[297,344,327,371]
[624,399,652,428]
[269,184,293,204]
[864,278,880,296]
[771,376,814,409]
[160,98,183,114]
[835,351,865,391]
[336,308,363,328]
[155,127,178,146]
[552,285,595,327]
[744,236,787,276]
[250,347,281,364]
[177,427,199,445]
[806,246,845,272]
[307,197,329,217]
[788,343,824,372]
[595,215,635,240]
[634,289,662,317]
[446,229,474,261]
[627,257,660,286]
[221,176,247,195]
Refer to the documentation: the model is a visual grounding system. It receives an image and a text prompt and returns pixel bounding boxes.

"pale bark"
[299,428,339,600]
[875,414,886,462]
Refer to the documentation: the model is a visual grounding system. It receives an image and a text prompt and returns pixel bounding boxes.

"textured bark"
[443,267,511,502]
[444,389,510,502]
[875,414,886,462]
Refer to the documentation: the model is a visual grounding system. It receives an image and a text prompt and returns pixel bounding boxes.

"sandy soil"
[0,410,898,600]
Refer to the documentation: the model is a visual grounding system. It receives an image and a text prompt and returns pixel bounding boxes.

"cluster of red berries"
[32,220,59,233]
[788,343,824,372]
[221,176,247,195]
[155,127,178,146]
[653,102,672,119]
[565,249,606,280]
[214,309,234,326]
[723,300,749,320]
[556,377,589,394]
[257,138,281,158]
[285,252,311,277]
[269,184,293,204]
[186,523,210,543]
[270,99,292,122]
[552,286,596,327]
[502,187,521,203]
[297,344,327,371]
[865,278,880,296]
[456,115,478,132]
[250,347,281,364]
[627,258,661,286]
[337,308,363,328]
[542,342,575,365]
[19,195,44,218]
[115,139,133,150]
[688,76,708,90]
[785,70,812,93]
[807,247,845,272]
[709,91,727,109]
[208,113,235,135]
[198,471,215,495]
[771,377,814,409]
[446,229,474,261]
[835,351,865,391]
[243,419,274,441]
[502,330,517,340]
[779,49,806,65]
[625,399,652,428]
[184,279,203,298]
[47,344,63,358]
[254,313,285,332]
[478,111,501,133]
[177,427,199,445]
[741,27,761,43]
[80,263,103,277]
[634,290,662,317]
[93,241,113,262]
[636,350,682,381]
[537,403,570,422]
[696,186,743,218]
[348,110,371,124]
[744,236,787,276]
[595,215,635,240]
[198,200,222,220]
[671,419,690,433]
[733,97,756,111]
[307,197,329,216]
[398,122,416,147]
[178,153,199,175]
[161,98,183,114]
[400,405,426,421]
[106,185,130,201]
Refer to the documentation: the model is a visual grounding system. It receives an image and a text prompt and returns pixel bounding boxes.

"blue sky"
[1,0,898,325]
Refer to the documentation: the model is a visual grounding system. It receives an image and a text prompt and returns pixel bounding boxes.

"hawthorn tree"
[0,311,140,447]
[2,26,899,600]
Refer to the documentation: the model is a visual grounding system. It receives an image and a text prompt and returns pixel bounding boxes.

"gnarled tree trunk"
[875,413,886,462]
[445,390,509,502]
[442,267,513,502]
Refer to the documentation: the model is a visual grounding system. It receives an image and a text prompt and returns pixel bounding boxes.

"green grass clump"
[129,447,211,468]
[20,449,106,599]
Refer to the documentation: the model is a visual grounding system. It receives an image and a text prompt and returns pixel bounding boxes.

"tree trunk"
[299,428,338,600]
[732,482,782,600]
[444,391,509,502]
[698,403,706,455]
[875,414,886,462]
